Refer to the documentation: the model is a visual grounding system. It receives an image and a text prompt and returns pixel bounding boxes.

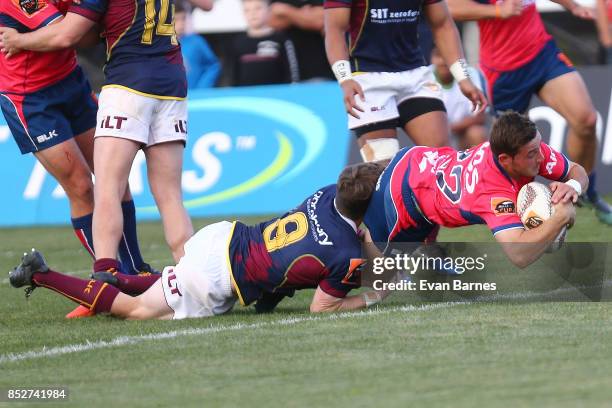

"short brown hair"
[336,162,385,221]
[489,111,538,157]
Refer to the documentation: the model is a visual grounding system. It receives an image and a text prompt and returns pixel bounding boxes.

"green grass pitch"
[0,203,611,407]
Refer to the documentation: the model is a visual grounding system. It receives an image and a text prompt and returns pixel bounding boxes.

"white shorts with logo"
[95,86,188,146]
[348,66,443,130]
[161,221,237,319]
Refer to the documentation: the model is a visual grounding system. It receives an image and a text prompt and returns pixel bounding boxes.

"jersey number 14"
[142,0,178,45]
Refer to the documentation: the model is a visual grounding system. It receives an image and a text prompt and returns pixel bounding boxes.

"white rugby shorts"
[161,221,237,319]
[95,86,188,146]
[348,66,443,130]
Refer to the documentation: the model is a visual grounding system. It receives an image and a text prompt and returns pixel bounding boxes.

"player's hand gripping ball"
[517,181,567,252]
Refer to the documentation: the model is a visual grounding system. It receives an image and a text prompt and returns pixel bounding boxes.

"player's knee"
[62,170,94,202]
[572,109,597,137]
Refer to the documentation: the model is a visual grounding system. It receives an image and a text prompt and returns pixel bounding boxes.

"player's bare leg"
[92,136,141,260]
[537,71,612,224]
[145,141,193,262]
[34,137,94,218]
[76,129,153,275]
[403,110,450,148]
[538,72,597,172]
[9,249,172,321]
[75,128,134,204]
[110,279,174,320]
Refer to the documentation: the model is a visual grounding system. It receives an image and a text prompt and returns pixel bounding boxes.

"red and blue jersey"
[324,0,440,72]
[476,0,551,72]
[69,0,187,99]
[0,0,77,94]
[365,142,569,242]
[227,185,363,306]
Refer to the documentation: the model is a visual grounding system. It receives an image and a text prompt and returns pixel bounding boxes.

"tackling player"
[9,163,391,319]
[324,0,487,163]
[0,0,195,274]
[447,0,612,225]
[0,1,155,278]
[365,112,588,268]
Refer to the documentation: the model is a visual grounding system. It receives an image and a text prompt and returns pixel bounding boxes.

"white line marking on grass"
[0,303,454,364]
[3,280,611,365]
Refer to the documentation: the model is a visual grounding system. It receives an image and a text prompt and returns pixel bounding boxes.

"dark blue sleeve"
[319,253,362,298]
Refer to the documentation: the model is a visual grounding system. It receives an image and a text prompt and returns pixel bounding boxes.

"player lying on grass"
[364,111,588,268]
[10,163,391,319]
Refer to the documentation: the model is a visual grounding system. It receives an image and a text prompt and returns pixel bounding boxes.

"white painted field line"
[0,302,454,364]
[2,280,611,365]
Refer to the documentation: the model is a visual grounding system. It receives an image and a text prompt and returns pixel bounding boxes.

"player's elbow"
[509,256,531,269]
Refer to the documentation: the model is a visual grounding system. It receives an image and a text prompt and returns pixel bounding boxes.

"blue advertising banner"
[0,82,350,226]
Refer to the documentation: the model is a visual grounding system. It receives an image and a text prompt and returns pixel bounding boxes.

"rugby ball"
[517,182,566,252]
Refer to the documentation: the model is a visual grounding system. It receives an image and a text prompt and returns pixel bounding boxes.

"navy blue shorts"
[364,147,435,248]
[483,40,575,114]
[0,66,97,154]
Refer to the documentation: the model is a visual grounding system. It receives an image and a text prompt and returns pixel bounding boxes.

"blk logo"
[100,115,128,130]
[36,129,58,143]
[174,120,187,134]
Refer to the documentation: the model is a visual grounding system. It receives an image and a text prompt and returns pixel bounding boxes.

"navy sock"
[71,213,95,259]
[117,200,145,275]
[587,172,598,201]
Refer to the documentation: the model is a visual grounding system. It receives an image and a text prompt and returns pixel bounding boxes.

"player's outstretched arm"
[447,0,523,21]
[425,1,488,113]
[494,202,576,268]
[310,287,388,313]
[269,2,324,32]
[0,12,94,56]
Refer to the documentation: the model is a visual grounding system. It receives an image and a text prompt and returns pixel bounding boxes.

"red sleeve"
[473,192,525,236]
[538,142,570,181]
[1,1,62,30]
[324,0,351,9]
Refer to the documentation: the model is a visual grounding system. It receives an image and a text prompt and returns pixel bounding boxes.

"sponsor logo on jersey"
[545,148,558,175]
[491,197,516,215]
[370,8,420,23]
[15,0,45,15]
[307,190,333,246]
